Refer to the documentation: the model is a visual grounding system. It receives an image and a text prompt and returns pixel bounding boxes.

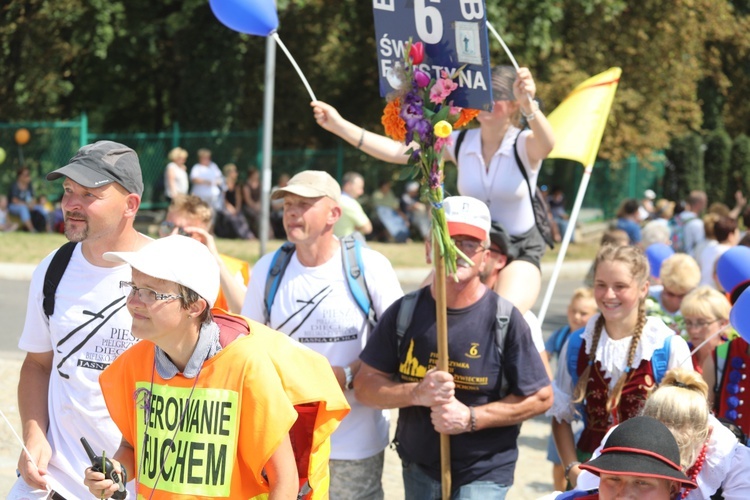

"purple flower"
[414,69,431,88]
[429,165,441,189]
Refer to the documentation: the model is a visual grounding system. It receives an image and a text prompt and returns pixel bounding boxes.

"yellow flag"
[547,67,622,167]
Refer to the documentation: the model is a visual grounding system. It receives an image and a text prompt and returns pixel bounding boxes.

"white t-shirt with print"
[16,244,139,499]
[242,242,403,460]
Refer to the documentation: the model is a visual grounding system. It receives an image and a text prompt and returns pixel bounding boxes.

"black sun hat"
[579,416,696,490]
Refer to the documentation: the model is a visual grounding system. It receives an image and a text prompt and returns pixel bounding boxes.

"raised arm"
[514,67,555,166]
[311,101,414,165]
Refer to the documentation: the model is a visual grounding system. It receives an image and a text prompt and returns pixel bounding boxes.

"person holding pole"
[355,195,552,499]
[312,65,555,313]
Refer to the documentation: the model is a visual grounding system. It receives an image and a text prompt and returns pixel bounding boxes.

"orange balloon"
[15,128,30,146]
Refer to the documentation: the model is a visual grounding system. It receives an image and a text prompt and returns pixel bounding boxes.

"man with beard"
[355,195,552,498]
[10,141,150,499]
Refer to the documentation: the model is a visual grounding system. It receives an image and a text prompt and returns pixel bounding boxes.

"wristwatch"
[343,365,354,390]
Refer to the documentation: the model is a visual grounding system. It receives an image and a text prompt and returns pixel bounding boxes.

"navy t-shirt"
[360,286,550,488]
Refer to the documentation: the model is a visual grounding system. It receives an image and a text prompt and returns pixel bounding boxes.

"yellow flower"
[433,120,452,138]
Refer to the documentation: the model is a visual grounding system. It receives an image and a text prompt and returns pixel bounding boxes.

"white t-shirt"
[189,162,223,207]
[164,161,189,199]
[450,126,539,235]
[699,241,729,288]
[16,245,139,499]
[242,241,404,460]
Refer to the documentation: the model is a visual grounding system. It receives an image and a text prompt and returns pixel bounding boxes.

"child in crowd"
[577,369,750,499]
[583,229,630,287]
[545,288,598,491]
[549,245,693,488]
[0,195,19,232]
[646,253,701,334]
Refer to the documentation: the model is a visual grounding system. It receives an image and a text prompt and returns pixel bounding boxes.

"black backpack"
[455,129,556,249]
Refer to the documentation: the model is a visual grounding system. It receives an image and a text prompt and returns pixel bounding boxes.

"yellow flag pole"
[433,235,451,500]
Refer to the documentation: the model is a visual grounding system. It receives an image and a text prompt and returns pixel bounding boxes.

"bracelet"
[521,100,539,122]
[564,461,581,480]
[357,127,365,149]
[468,406,477,432]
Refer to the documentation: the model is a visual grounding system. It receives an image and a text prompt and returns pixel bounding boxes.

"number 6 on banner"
[415,0,443,44]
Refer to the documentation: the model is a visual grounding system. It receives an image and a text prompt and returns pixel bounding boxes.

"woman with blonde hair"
[164,147,189,200]
[679,286,731,372]
[549,245,692,488]
[577,368,750,499]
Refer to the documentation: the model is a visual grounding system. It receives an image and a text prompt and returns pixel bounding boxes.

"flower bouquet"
[381,40,480,277]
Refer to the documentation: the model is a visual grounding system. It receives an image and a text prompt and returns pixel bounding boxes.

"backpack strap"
[513,131,537,218]
[651,334,672,384]
[495,296,514,399]
[42,241,78,317]
[454,129,468,163]
[566,327,586,387]
[340,235,376,329]
[263,242,296,325]
[395,290,421,355]
[714,340,731,407]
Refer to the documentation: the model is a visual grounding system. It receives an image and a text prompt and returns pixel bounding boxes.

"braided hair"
[572,244,650,408]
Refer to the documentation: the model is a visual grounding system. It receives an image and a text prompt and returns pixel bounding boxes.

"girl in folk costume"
[549,244,693,488]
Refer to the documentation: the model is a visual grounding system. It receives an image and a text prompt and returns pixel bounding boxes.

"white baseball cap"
[444,196,491,241]
[644,189,656,200]
[103,235,220,308]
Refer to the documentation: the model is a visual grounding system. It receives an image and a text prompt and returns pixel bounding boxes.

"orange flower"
[382,99,406,142]
[454,108,480,129]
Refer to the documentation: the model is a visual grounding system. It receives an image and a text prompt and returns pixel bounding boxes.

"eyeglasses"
[159,220,190,237]
[451,238,487,254]
[684,318,721,329]
[120,281,182,306]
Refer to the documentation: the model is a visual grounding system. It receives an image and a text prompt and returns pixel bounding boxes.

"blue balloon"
[730,286,750,343]
[645,243,674,279]
[716,246,750,297]
[209,0,279,37]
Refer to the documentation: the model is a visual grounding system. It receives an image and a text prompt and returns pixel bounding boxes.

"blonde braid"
[573,314,605,403]
[607,302,647,413]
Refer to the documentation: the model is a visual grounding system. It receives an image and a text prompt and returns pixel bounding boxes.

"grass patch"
[0,231,599,268]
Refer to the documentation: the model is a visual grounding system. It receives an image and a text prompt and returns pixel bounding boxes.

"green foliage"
[665,133,704,202]
[703,129,732,204]
[0,0,749,169]
[731,134,750,195]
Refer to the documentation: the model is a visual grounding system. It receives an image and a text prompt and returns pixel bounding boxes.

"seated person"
[371,179,409,243]
[556,416,697,500]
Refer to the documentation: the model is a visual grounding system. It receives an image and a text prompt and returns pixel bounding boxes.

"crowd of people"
[8,63,750,500]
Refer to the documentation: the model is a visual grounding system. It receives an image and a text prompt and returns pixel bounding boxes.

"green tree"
[665,133,704,201]
[731,134,750,195]
[703,129,732,204]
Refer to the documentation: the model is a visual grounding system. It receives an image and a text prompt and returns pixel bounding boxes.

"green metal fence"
[0,117,664,217]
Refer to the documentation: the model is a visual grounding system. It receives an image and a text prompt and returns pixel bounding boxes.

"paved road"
[0,270,585,498]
